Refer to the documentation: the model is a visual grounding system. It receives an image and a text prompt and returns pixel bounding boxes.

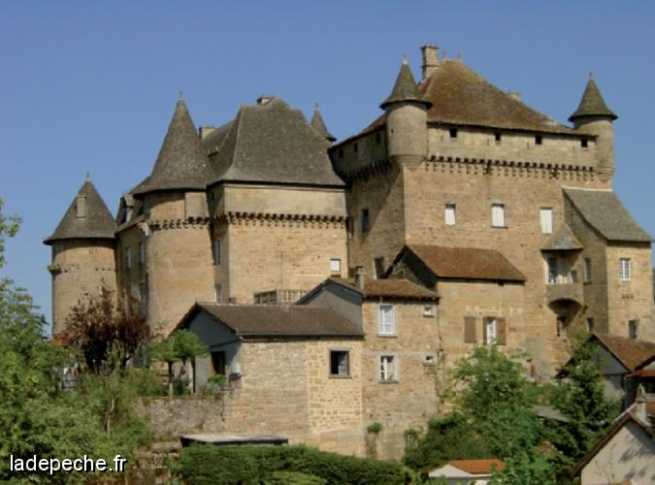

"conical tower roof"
[134,99,213,195]
[44,177,116,244]
[310,105,336,142]
[569,78,617,122]
[380,60,431,110]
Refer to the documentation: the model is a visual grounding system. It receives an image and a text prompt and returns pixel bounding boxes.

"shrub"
[266,470,327,484]
[366,422,383,434]
[177,444,407,485]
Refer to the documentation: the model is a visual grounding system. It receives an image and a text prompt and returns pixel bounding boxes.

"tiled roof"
[328,277,438,301]
[44,179,116,244]
[134,99,213,195]
[594,333,655,371]
[564,189,651,243]
[569,78,617,122]
[405,244,526,282]
[380,61,431,109]
[310,105,336,142]
[541,223,583,251]
[449,459,506,475]
[180,302,362,338]
[204,98,344,187]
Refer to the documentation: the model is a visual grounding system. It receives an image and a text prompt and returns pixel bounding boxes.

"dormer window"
[76,196,87,218]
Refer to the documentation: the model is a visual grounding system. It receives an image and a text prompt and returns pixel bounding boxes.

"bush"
[177,444,408,485]
[266,470,327,484]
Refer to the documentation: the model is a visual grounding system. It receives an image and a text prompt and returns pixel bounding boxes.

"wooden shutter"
[464,317,477,343]
[497,318,507,345]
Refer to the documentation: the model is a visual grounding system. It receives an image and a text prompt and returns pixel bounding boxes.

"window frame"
[329,258,341,275]
[491,203,505,228]
[445,203,456,226]
[329,350,350,378]
[379,355,398,383]
[629,320,639,340]
[378,304,396,336]
[619,258,632,282]
[540,207,553,234]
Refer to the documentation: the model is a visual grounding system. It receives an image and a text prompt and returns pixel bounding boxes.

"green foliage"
[490,451,557,485]
[266,470,328,484]
[366,422,382,434]
[172,329,208,363]
[177,444,408,485]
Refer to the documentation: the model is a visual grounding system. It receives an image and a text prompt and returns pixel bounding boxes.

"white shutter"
[445,204,456,226]
[492,204,505,227]
[540,208,553,234]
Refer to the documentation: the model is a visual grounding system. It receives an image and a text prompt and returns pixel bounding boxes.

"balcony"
[253,289,308,305]
[546,283,583,306]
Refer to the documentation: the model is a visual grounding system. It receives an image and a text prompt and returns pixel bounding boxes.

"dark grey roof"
[205,98,343,187]
[564,189,651,243]
[181,302,362,338]
[134,99,213,195]
[44,179,116,244]
[380,60,431,110]
[542,223,583,251]
[310,106,336,142]
[569,78,617,122]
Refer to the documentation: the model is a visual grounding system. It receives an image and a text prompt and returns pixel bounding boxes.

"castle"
[45,44,654,457]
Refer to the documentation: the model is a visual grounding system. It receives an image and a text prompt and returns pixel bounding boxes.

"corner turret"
[381,59,431,165]
[310,104,336,143]
[570,77,617,182]
[44,177,117,335]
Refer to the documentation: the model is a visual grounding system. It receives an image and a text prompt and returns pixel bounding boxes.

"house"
[574,388,655,485]
[428,459,505,484]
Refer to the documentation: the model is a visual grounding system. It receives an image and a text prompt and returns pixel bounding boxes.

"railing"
[253,289,307,305]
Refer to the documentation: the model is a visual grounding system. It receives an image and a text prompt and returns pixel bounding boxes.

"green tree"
[151,329,208,395]
[490,451,557,485]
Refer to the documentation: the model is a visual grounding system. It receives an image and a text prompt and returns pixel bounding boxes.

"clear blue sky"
[1,2,654,324]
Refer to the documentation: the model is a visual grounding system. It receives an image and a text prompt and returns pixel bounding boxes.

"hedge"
[177,444,408,485]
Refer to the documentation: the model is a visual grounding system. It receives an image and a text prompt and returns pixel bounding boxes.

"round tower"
[44,177,117,335]
[381,58,432,165]
[132,98,216,335]
[569,77,617,183]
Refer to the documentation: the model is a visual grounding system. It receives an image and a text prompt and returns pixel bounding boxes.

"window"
[379,355,397,382]
[213,240,222,265]
[445,203,456,226]
[330,351,350,377]
[581,139,588,149]
[361,209,370,233]
[494,132,502,143]
[374,257,385,279]
[586,318,594,333]
[125,247,132,270]
[76,196,87,218]
[629,320,639,340]
[619,258,632,281]
[584,258,592,283]
[484,318,497,345]
[540,208,553,234]
[330,258,341,275]
[535,135,543,145]
[547,256,558,284]
[378,304,396,336]
[491,203,505,228]
[423,304,435,317]
[211,351,226,375]
[449,128,458,139]
[139,242,145,266]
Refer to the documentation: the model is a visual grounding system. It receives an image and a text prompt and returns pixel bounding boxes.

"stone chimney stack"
[355,266,365,290]
[421,44,439,80]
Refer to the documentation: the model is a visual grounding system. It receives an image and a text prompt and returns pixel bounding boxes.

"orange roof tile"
[449,459,506,475]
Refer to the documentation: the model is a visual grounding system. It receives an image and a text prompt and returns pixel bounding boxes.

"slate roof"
[134,99,213,196]
[380,60,431,109]
[593,333,655,371]
[564,189,651,243]
[327,277,439,301]
[44,179,116,244]
[541,223,583,251]
[203,98,344,187]
[402,244,526,282]
[569,78,617,122]
[310,105,336,142]
[179,302,362,338]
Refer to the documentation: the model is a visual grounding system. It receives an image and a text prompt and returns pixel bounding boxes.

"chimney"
[355,266,365,290]
[634,384,649,424]
[257,95,275,105]
[421,44,439,80]
[508,91,522,102]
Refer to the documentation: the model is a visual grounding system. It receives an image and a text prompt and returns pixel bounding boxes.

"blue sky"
[1,2,654,323]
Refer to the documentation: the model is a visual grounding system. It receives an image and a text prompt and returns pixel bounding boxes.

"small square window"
[330,351,350,377]
[330,258,341,275]
[361,209,370,233]
[494,132,502,143]
[581,139,588,148]
[423,305,435,317]
[535,135,543,145]
[629,320,639,340]
[449,128,458,139]
[379,355,397,382]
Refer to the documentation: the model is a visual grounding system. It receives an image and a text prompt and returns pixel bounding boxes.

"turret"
[44,176,117,335]
[310,104,336,143]
[381,59,432,165]
[569,77,617,182]
[132,97,216,334]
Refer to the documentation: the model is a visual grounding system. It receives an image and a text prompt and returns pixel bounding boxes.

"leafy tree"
[151,329,208,395]
[490,451,557,485]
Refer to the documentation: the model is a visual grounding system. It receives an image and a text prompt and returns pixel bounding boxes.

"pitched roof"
[180,302,362,338]
[449,459,506,475]
[541,223,583,251]
[134,99,213,195]
[564,189,651,243]
[569,78,617,122]
[593,333,655,371]
[403,244,526,282]
[44,179,116,244]
[204,98,344,187]
[310,105,336,142]
[327,277,439,301]
[380,61,431,109]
